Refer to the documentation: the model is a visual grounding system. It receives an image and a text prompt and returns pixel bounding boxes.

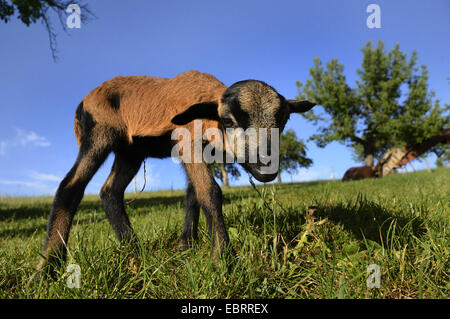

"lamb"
[37,70,316,276]
[342,166,379,181]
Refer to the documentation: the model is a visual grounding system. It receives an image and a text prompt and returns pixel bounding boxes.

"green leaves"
[279,129,313,178]
[3,0,44,26]
[296,40,447,164]
[210,163,241,185]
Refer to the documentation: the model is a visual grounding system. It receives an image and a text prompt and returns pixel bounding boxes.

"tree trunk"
[365,154,374,167]
[221,164,229,187]
[425,159,431,173]
[277,171,282,184]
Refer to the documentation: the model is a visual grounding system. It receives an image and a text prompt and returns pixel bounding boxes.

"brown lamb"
[37,70,316,276]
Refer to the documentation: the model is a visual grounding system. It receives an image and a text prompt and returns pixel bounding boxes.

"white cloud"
[0,179,49,191]
[29,171,61,182]
[0,171,62,196]
[15,128,51,147]
[0,180,41,188]
[0,128,51,155]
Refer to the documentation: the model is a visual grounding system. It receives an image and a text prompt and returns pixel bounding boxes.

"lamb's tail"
[74,102,83,148]
[74,101,95,149]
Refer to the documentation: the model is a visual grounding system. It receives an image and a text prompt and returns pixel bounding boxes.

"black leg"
[38,137,111,275]
[179,181,205,250]
[100,153,142,243]
[183,162,229,256]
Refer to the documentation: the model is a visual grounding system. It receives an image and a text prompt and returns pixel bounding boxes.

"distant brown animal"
[37,70,316,276]
[342,166,378,181]
[343,129,450,181]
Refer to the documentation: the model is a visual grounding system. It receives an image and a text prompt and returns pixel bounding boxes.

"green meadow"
[0,168,448,298]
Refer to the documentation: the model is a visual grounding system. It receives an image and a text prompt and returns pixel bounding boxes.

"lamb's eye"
[222,118,234,127]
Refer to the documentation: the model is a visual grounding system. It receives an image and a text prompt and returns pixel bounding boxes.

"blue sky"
[0,0,449,196]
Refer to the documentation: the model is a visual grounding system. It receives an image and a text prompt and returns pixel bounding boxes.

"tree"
[278,129,313,183]
[1,0,94,60]
[430,118,450,167]
[210,162,241,188]
[296,41,447,167]
[434,80,450,167]
[433,145,450,167]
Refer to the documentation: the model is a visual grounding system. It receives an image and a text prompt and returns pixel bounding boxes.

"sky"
[0,0,449,196]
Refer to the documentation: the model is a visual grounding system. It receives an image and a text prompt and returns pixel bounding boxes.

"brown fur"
[342,166,377,181]
[82,71,226,142]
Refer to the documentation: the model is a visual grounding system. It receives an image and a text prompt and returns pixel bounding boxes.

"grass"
[0,168,448,299]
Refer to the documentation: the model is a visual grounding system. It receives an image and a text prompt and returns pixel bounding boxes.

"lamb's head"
[171,80,316,182]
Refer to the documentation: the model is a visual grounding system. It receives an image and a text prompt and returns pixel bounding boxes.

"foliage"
[1,0,42,25]
[279,129,312,181]
[0,0,94,60]
[296,41,448,165]
[433,144,450,167]
[210,162,241,186]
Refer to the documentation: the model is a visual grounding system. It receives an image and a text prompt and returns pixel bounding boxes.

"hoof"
[35,258,60,281]
[178,237,197,252]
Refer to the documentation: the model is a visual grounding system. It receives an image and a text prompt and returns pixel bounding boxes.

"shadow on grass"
[0,225,45,238]
[0,194,187,223]
[315,195,426,245]
[0,183,312,224]
[0,195,186,239]
[226,192,427,249]
[0,205,52,222]
[125,195,184,214]
[0,201,101,222]
[225,204,307,244]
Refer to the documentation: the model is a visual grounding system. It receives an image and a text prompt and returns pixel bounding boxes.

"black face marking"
[221,84,250,129]
[232,106,250,129]
[107,92,121,110]
[221,117,235,128]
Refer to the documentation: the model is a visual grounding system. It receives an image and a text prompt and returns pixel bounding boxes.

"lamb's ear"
[171,102,220,125]
[287,100,316,113]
